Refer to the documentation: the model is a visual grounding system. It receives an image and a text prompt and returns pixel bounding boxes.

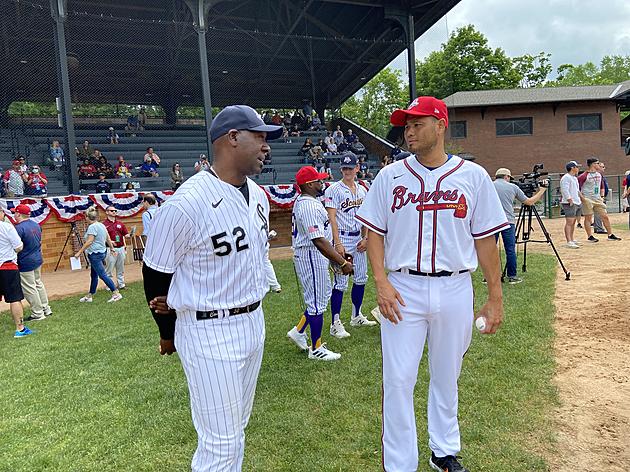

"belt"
[196,300,261,320]
[112,244,125,249]
[395,268,469,277]
[339,230,361,237]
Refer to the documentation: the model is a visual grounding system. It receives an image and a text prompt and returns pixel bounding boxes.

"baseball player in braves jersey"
[356,97,508,472]
[142,105,282,472]
[325,151,376,339]
[287,166,353,361]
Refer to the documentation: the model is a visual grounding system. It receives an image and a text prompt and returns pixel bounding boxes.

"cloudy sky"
[390,0,630,76]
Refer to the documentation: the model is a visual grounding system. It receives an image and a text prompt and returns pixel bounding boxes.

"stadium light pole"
[50,0,79,194]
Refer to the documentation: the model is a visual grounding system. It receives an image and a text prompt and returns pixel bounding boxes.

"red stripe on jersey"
[431,159,465,272]
[403,159,425,271]
[355,215,387,235]
[472,222,510,238]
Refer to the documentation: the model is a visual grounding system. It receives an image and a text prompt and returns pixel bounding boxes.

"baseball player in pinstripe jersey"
[356,97,508,472]
[142,105,282,472]
[325,151,376,339]
[287,166,353,361]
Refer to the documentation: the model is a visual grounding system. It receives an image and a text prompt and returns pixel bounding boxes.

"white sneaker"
[308,343,341,361]
[565,242,579,249]
[287,327,308,351]
[330,319,351,338]
[107,293,123,303]
[571,240,580,245]
[79,296,93,303]
[350,313,377,327]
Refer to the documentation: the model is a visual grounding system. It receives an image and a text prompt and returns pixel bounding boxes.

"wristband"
[340,261,348,268]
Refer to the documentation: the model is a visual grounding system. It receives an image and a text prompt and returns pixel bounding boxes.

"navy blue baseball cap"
[339,152,358,168]
[209,105,283,142]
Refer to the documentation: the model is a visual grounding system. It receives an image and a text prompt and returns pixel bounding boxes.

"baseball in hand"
[475,316,486,331]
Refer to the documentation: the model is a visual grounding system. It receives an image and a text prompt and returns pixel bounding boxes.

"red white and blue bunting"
[47,195,93,222]
[0,198,51,225]
[90,192,147,217]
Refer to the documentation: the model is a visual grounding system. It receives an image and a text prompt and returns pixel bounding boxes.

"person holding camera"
[560,161,582,248]
[493,168,547,284]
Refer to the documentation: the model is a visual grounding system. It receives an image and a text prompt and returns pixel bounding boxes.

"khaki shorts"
[581,197,607,216]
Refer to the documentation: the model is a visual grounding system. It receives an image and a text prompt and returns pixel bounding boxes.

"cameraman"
[493,168,547,284]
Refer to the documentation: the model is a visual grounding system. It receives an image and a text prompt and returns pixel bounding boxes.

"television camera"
[516,163,549,197]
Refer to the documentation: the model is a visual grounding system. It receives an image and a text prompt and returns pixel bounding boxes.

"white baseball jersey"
[143,170,270,311]
[291,194,332,249]
[356,154,509,273]
[324,181,366,235]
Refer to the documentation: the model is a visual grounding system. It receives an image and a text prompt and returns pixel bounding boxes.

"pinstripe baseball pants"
[294,247,331,316]
[175,307,265,472]
[332,235,368,291]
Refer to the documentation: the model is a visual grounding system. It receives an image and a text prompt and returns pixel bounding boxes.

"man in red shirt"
[103,206,129,289]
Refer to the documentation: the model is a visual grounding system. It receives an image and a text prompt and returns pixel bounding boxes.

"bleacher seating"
[2,123,379,195]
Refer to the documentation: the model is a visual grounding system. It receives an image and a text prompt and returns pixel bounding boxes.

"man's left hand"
[357,238,368,252]
[476,298,503,334]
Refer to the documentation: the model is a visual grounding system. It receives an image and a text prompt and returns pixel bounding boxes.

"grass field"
[0,255,558,472]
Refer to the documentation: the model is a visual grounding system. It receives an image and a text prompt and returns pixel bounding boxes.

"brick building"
[443,81,630,176]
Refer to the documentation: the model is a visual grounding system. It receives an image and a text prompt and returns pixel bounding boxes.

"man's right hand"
[376,279,405,324]
[150,295,171,315]
[341,261,354,275]
[335,243,345,256]
[159,338,176,355]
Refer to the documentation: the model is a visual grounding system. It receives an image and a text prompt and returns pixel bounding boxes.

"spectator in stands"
[272,112,282,125]
[125,114,139,134]
[95,173,111,193]
[77,140,94,160]
[115,156,133,178]
[49,140,65,168]
[380,155,390,169]
[326,141,338,155]
[17,156,28,173]
[290,124,301,137]
[171,163,184,190]
[97,156,115,179]
[138,155,159,178]
[26,166,47,197]
[358,156,373,180]
[4,160,27,197]
[345,128,357,145]
[194,154,210,173]
[262,111,273,124]
[144,147,160,167]
[138,107,147,129]
[311,113,322,130]
[317,138,327,154]
[333,125,344,145]
[324,131,334,147]
[390,144,402,160]
[281,126,291,143]
[107,127,119,144]
[91,149,106,167]
[302,100,313,118]
[14,204,52,321]
[79,158,97,180]
[308,143,322,163]
[125,182,135,191]
[291,110,303,129]
[350,137,368,159]
[300,137,314,156]
[283,114,292,128]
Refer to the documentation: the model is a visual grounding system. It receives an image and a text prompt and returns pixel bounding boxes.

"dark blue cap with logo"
[209,105,283,142]
[339,152,358,168]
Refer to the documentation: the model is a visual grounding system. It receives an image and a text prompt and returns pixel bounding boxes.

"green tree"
[513,52,553,88]
[550,55,630,86]
[415,25,522,98]
[340,68,407,138]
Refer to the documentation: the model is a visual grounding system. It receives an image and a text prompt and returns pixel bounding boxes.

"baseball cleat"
[270,285,282,293]
[330,320,351,338]
[370,306,382,324]
[287,327,308,351]
[429,453,469,472]
[350,313,377,327]
[308,344,341,361]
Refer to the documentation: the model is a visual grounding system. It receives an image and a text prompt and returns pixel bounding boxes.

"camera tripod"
[54,222,87,271]
[501,203,570,281]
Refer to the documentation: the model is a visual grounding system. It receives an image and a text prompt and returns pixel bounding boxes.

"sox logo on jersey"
[143,170,270,471]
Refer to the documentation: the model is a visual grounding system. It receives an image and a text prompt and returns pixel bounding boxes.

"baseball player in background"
[356,96,508,472]
[325,151,376,339]
[142,105,282,472]
[287,166,353,361]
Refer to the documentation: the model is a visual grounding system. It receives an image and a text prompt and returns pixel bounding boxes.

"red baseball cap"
[390,96,449,128]
[295,166,328,186]
[12,204,31,216]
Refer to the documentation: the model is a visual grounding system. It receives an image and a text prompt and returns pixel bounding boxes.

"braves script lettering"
[390,185,459,212]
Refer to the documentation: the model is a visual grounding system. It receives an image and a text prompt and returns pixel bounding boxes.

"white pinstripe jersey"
[356,154,508,273]
[143,171,270,311]
[292,194,332,249]
[324,180,366,234]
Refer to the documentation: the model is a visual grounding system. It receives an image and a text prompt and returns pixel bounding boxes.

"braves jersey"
[292,194,332,249]
[355,154,508,273]
[324,180,366,234]
[143,170,270,311]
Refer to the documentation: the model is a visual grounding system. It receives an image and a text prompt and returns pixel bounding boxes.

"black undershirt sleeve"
[142,263,176,340]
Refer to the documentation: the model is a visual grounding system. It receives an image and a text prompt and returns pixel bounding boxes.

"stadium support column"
[50,0,79,194]
[185,0,214,159]
[406,13,417,102]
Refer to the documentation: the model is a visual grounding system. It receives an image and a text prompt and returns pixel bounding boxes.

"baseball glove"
[331,253,353,274]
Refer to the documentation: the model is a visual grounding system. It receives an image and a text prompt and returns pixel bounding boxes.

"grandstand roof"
[2,0,460,111]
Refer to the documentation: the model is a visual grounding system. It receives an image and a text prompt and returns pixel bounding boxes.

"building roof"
[443,81,630,109]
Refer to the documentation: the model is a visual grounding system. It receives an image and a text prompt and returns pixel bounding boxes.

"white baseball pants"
[294,247,331,316]
[175,307,265,472]
[332,235,368,291]
[106,247,126,287]
[381,270,473,472]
